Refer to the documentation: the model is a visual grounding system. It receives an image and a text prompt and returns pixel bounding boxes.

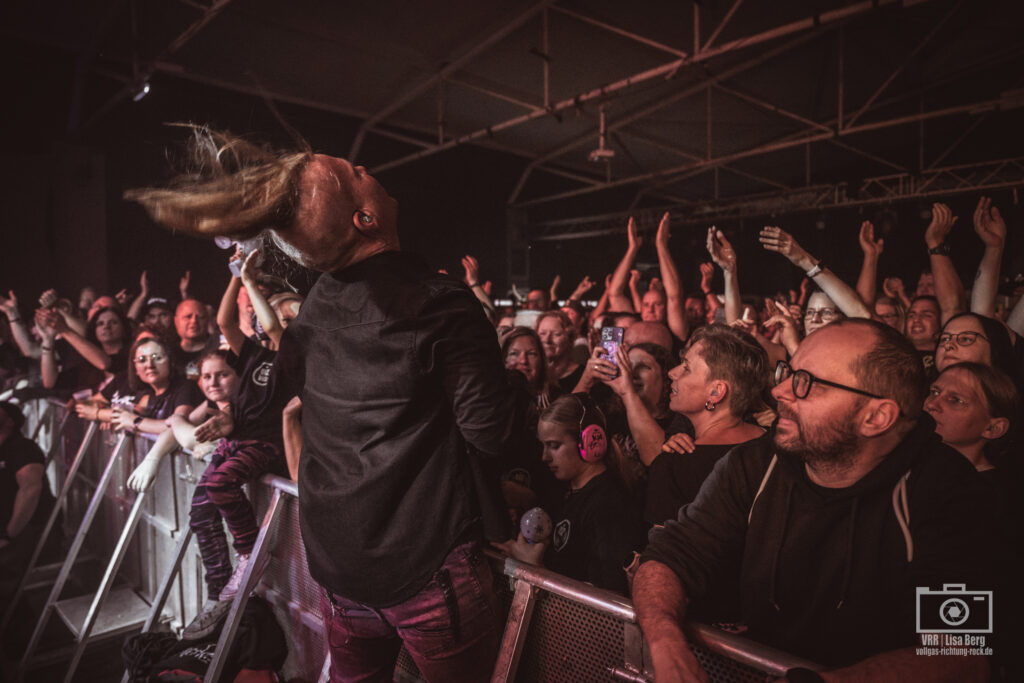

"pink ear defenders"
[573,393,608,462]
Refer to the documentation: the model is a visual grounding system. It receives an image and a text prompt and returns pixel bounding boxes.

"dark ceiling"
[5,0,1024,296]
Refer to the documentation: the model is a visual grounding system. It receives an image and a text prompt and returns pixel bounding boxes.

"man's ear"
[858,399,901,437]
[352,210,376,234]
[982,417,1009,441]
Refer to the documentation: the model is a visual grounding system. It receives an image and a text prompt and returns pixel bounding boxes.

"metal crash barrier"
[7,399,820,682]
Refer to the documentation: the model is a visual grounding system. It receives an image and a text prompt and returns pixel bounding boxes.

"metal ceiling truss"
[365,0,927,175]
[528,156,1024,242]
[76,0,234,132]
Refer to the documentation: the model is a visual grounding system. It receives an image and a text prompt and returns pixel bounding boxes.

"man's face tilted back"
[270,154,399,273]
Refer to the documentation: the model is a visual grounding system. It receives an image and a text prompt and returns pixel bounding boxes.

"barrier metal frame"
[11,400,824,683]
[0,420,97,636]
[18,432,132,680]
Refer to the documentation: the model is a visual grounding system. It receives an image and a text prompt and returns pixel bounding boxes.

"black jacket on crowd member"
[277,251,514,608]
[227,337,286,446]
[640,418,995,668]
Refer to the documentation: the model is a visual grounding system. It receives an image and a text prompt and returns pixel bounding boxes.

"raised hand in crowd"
[883,276,911,309]
[0,290,19,322]
[38,288,58,310]
[568,275,595,302]
[179,270,191,301]
[973,196,1007,248]
[698,262,720,320]
[971,196,1007,317]
[462,254,481,287]
[607,217,641,312]
[1,289,41,358]
[127,269,151,321]
[461,254,494,314]
[858,219,884,257]
[797,275,812,307]
[763,299,802,357]
[707,227,740,324]
[855,220,883,307]
[240,249,287,349]
[548,274,561,306]
[923,202,966,322]
[924,202,957,251]
[654,212,689,341]
[760,225,870,322]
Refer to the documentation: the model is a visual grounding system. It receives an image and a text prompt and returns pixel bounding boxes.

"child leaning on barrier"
[131,249,294,641]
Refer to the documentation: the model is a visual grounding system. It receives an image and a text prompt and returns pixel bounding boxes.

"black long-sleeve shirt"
[278,251,513,607]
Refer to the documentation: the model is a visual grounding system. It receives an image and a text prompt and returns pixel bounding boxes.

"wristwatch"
[928,242,951,256]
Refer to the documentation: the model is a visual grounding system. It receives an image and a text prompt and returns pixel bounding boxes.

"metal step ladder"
[16,431,170,682]
[0,420,98,637]
[119,474,293,683]
[203,476,293,683]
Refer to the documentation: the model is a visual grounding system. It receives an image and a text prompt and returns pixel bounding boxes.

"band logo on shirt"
[252,362,273,387]
[553,519,570,552]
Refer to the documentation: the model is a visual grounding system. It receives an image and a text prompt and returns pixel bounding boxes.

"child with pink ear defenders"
[496,394,647,595]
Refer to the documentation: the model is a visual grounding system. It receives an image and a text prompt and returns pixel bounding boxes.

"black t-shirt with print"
[544,470,647,595]
[139,378,203,420]
[227,337,284,444]
[0,434,55,529]
[175,336,221,383]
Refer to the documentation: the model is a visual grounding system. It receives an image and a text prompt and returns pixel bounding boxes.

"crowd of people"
[0,126,1021,682]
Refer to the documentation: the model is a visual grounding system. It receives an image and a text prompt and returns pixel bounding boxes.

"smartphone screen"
[600,326,625,367]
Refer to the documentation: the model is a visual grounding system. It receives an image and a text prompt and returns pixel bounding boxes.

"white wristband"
[805,262,824,278]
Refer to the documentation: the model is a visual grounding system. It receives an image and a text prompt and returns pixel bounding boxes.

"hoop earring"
[704,400,716,411]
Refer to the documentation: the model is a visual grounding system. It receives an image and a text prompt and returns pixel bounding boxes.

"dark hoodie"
[640,420,996,667]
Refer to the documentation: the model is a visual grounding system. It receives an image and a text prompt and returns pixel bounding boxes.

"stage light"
[132,81,151,102]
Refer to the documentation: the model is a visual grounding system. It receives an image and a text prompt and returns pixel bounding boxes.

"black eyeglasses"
[774,360,884,400]
[938,331,988,347]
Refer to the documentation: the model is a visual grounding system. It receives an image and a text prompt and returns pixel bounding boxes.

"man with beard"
[633,319,994,682]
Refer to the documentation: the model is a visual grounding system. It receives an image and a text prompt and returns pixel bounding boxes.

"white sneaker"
[218,553,251,602]
[182,598,231,640]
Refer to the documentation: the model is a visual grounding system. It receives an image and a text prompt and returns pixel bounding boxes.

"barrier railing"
[9,399,820,682]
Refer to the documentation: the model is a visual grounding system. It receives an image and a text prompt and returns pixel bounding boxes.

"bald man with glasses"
[633,319,995,682]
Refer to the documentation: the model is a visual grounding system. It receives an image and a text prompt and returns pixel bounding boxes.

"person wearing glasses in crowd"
[934,313,1018,380]
[74,336,200,433]
[633,319,994,682]
[758,225,871,340]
